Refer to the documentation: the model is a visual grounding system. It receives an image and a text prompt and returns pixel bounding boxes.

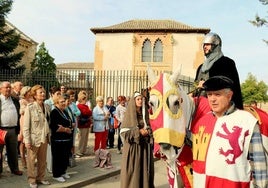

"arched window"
[153,39,163,62]
[142,39,151,62]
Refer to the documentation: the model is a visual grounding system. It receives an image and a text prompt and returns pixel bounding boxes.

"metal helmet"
[203,32,222,47]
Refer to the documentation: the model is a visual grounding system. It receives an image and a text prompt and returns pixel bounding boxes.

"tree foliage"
[0,0,24,70]
[27,42,59,94]
[241,73,268,104]
[249,0,268,44]
[31,42,56,72]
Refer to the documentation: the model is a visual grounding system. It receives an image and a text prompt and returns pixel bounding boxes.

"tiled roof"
[57,62,94,69]
[91,19,210,34]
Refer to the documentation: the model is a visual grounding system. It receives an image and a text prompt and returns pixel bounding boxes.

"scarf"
[201,44,224,74]
[121,95,150,129]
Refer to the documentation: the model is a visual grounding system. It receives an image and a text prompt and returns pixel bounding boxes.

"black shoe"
[12,170,23,176]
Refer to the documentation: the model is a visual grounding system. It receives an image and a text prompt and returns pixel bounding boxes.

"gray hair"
[20,86,31,98]
[96,96,104,102]
[224,88,232,94]
[0,81,10,88]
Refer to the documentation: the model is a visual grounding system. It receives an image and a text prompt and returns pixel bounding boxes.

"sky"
[7,0,268,83]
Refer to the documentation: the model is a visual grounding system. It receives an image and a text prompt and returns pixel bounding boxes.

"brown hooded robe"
[120,95,154,188]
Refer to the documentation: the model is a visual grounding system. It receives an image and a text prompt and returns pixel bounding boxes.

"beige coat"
[23,101,50,147]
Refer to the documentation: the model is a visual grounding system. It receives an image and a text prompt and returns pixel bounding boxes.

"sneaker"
[83,151,91,156]
[37,180,50,185]
[76,153,84,157]
[117,150,122,154]
[29,183,38,188]
[61,173,70,179]
[74,154,81,158]
[53,177,66,182]
[105,164,113,169]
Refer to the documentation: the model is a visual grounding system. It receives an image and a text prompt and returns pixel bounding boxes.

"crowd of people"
[0,81,130,188]
[0,32,267,188]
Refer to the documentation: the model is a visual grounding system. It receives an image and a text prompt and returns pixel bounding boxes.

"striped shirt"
[249,124,268,188]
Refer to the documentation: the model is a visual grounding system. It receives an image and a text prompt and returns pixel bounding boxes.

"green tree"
[27,42,59,94]
[31,42,56,71]
[0,0,24,70]
[241,73,268,105]
[249,0,268,44]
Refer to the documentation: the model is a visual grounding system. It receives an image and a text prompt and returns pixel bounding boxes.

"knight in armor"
[194,32,243,109]
[191,76,268,188]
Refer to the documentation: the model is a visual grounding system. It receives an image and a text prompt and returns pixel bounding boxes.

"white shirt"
[0,95,18,127]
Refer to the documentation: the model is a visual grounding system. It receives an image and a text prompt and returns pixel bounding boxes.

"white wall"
[172,33,203,78]
[95,33,134,70]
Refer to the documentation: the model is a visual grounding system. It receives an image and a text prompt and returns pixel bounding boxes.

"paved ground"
[82,159,169,188]
[0,132,123,188]
[1,132,170,188]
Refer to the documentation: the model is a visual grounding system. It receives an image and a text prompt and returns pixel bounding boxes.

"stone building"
[90,19,210,78]
[5,20,38,70]
[57,62,94,71]
[56,62,94,91]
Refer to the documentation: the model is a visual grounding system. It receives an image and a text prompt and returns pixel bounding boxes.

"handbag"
[114,117,119,129]
[69,155,76,168]
[78,115,89,125]
[90,124,94,133]
[93,149,112,168]
[0,129,7,145]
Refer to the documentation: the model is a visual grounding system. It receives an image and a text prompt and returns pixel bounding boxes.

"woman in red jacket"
[76,93,92,157]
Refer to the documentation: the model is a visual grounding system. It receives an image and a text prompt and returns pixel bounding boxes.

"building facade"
[56,62,94,90]
[90,19,210,78]
[5,20,38,70]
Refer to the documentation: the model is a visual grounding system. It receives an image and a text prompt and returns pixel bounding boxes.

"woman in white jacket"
[23,85,51,188]
[92,96,110,152]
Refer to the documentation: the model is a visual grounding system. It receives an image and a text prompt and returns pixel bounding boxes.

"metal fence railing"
[0,69,194,104]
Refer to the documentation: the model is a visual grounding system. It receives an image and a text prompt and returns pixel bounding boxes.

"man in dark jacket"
[105,97,116,148]
[194,32,243,109]
[11,81,23,100]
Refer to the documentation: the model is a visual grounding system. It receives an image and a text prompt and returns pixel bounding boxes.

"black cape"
[195,56,243,109]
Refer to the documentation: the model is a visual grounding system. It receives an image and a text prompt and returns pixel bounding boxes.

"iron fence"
[0,69,194,104]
